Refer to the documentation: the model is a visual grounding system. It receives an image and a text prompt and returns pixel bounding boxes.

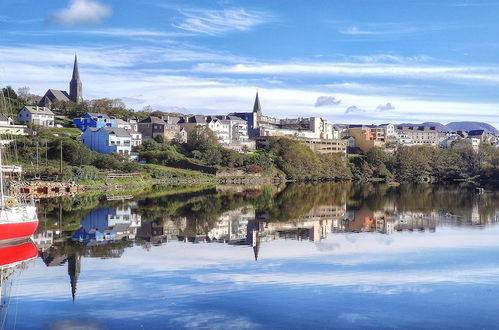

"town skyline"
[1,0,499,127]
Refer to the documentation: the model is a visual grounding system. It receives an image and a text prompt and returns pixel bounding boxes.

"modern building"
[18,106,55,127]
[395,125,446,146]
[81,127,132,156]
[231,92,345,154]
[39,55,83,108]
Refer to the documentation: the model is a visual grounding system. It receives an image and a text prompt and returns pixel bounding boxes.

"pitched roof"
[104,127,132,138]
[47,89,70,102]
[0,114,9,122]
[140,116,165,124]
[87,113,110,119]
[468,129,486,136]
[23,106,54,115]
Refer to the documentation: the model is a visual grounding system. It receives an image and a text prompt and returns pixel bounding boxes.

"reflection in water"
[5,183,499,328]
[34,183,499,259]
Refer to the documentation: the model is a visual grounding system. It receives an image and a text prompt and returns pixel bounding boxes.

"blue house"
[74,113,117,131]
[81,127,132,156]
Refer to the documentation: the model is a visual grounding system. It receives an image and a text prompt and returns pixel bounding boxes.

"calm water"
[2,183,499,329]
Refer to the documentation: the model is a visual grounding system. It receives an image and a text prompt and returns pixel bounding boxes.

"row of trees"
[351,140,499,182]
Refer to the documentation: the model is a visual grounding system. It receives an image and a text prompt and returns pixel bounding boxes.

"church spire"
[69,54,83,103]
[72,54,80,81]
[253,91,262,114]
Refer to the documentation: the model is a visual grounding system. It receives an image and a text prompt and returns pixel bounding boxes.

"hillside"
[446,121,498,134]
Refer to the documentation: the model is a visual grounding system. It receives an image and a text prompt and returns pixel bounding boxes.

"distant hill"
[398,122,450,132]
[446,121,498,134]
[398,121,498,134]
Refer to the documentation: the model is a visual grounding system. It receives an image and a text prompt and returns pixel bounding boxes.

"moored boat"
[0,202,38,243]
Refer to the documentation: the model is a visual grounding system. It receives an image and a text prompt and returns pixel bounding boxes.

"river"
[2,183,499,329]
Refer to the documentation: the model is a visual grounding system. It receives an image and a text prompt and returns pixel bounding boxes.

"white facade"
[18,106,55,127]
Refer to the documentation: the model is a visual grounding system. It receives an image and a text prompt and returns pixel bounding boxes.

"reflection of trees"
[348,183,499,222]
[257,182,350,222]
[137,188,258,236]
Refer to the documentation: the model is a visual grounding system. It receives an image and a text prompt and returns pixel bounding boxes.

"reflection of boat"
[1,241,38,329]
[0,145,38,243]
[0,241,38,267]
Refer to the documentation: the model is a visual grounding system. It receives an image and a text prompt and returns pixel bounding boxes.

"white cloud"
[1,45,499,127]
[339,26,377,35]
[345,105,366,114]
[314,96,342,107]
[192,62,499,84]
[50,0,112,26]
[173,8,271,35]
[376,102,396,111]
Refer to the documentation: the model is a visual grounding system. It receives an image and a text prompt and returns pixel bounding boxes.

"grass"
[48,127,81,135]
[143,163,213,179]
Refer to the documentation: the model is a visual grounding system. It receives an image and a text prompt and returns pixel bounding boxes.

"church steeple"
[252,91,262,115]
[69,54,83,103]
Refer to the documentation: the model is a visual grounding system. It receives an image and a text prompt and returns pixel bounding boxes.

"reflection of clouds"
[191,267,499,289]
[169,312,260,329]
[339,312,370,323]
[47,319,103,330]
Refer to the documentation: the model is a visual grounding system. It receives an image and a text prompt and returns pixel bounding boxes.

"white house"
[82,127,132,156]
[18,106,55,127]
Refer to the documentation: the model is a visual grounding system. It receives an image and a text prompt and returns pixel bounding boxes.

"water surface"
[2,183,499,329]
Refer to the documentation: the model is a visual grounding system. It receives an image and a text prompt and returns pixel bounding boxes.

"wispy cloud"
[376,102,395,111]
[314,96,342,107]
[49,0,112,26]
[345,105,366,114]
[339,26,377,35]
[192,61,499,84]
[173,8,271,35]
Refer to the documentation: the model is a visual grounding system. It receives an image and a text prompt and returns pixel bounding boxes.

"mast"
[0,145,4,209]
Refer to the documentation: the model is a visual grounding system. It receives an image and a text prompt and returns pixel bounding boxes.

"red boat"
[0,200,38,243]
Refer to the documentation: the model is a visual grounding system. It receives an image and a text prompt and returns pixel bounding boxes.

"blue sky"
[0,0,498,126]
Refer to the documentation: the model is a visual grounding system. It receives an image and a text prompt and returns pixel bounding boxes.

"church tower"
[69,55,83,103]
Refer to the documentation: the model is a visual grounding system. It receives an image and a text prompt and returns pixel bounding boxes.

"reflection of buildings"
[206,207,255,243]
[72,204,141,244]
[344,206,437,233]
[32,230,54,252]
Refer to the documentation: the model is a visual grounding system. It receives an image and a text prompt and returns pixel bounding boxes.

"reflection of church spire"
[252,229,260,261]
[253,242,260,261]
[67,255,81,303]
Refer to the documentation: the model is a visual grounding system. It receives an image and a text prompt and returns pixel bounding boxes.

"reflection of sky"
[5,226,499,329]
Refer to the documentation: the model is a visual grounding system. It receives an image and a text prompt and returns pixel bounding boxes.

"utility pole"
[59,140,63,175]
[36,141,39,171]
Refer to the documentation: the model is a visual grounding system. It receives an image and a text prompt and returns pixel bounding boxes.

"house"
[82,127,132,156]
[137,116,167,140]
[18,106,55,127]
[74,113,117,131]
[0,114,28,138]
[114,119,142,146]
[39,55,83,109]
[138,116,187,143]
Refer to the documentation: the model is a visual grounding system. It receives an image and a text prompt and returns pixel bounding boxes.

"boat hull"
[0,221,38,242]
[0,205,39,242]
